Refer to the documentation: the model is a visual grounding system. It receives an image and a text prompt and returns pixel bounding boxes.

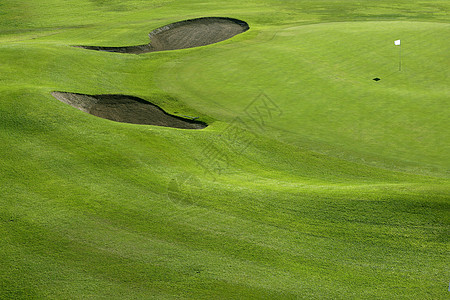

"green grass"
[0,0,449,299]
[158,20,449,174]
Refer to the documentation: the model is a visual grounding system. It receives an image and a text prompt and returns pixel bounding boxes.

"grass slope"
[0,0,449,299]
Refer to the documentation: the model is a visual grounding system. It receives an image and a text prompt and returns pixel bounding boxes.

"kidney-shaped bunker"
[52,92,207,129]
[79,17,249,54]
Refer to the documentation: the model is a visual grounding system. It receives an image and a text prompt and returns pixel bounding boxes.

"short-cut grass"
[1,0,448,299]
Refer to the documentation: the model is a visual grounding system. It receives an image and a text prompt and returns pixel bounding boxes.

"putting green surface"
[157,21,449,174]
[1,0,449,299]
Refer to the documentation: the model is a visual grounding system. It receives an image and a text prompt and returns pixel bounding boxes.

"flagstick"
[399,44,402,71]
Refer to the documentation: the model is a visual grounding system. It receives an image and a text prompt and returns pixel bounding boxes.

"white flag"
[394,40,401,46]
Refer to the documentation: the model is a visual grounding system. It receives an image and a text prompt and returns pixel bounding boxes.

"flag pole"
[394,40,401,71]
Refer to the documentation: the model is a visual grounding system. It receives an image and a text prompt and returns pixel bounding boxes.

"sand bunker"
[51,92,207,129]
[79,17,249,54]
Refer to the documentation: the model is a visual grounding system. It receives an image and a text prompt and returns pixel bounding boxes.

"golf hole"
[77,17,249,54]
[51,92,207,129]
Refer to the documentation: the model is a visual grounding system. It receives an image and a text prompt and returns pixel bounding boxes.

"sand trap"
[78,17,249,54]
[51,92,207,129]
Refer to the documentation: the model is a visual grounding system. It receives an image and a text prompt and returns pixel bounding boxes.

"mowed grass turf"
[0,0,449,299]
[158,21,449,174]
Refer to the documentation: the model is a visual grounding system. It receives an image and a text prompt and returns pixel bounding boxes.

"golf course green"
[1,0,448,298]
